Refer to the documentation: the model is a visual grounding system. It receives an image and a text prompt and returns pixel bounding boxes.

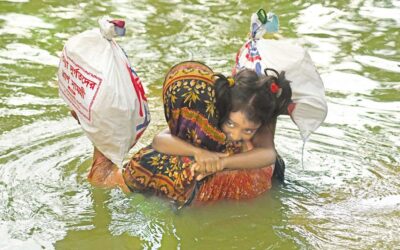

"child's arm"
[152,128,227,163]
[192,120,277,176]
[152,128,199,156]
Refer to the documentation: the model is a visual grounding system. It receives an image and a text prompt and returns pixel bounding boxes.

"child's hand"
[191,162,219,181]
[191,160,223,174]
[191,155,228,180]
[193,149,228,164]
[192,149,227,173]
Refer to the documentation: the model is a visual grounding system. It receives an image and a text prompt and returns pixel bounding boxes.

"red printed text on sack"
[58,50,102,122]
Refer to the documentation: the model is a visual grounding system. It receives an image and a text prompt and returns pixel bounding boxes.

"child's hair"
[214,68,292,128]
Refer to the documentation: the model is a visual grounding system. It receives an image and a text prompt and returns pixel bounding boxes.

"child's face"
[222,111,261,143]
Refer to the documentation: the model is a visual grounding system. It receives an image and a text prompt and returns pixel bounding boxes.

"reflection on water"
[0,0,399,249]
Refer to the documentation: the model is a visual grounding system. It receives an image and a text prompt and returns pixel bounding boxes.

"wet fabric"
[122,61,274,206]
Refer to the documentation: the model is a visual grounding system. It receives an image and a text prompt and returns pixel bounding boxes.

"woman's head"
[214,68,292,142]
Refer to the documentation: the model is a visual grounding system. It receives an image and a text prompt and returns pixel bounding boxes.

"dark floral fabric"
[122,61,273,206]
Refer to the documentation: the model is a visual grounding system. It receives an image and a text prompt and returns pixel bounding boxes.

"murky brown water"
[0,0,399,249]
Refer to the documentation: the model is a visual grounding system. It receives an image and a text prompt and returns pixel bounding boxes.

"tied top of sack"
[98,16,126,40]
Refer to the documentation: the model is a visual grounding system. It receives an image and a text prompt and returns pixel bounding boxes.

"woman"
[86,61,291,207]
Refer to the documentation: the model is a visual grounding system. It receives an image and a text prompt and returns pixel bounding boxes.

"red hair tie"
[270,82,279,94]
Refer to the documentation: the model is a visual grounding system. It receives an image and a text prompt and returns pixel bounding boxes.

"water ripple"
[0,13,54,36]
[0,0,399,248]
[0,43,59,66]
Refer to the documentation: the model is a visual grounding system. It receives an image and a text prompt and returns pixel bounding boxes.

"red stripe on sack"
[126,64,147,117]
[245,53,262,62]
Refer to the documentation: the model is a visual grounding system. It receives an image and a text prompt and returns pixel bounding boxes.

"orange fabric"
[197,166,274,202]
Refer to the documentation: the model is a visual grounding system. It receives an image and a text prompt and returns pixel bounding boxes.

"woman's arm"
[89,148,130,192]
[70,110,129,191]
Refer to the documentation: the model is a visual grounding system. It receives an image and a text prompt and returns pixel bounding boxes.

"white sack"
[58,17,150,166]
[235,39,327,140]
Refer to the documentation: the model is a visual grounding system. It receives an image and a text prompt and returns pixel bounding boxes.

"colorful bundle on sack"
[58,17,150,166]
[234,10,327,140]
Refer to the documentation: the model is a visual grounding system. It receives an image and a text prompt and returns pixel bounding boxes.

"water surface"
[0,0,399,249]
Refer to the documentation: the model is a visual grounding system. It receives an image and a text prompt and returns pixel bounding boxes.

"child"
[120,61,291,206]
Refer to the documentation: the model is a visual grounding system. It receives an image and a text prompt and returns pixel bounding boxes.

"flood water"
[0,0,399,249]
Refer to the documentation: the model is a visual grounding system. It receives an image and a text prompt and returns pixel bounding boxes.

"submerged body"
[86,61,289,207]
